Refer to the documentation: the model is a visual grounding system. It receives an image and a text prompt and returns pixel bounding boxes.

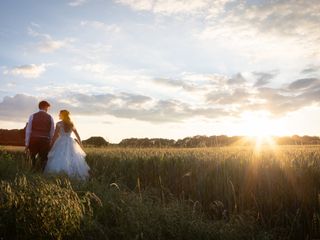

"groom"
[25,100,55,171]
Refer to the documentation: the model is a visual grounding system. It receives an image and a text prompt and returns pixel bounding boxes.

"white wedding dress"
[45,122,90,180]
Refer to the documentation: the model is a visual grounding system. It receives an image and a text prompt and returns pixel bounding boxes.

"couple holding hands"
[25,100,90,180]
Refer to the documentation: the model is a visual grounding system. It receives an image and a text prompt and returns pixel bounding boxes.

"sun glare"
[240,112,278,150]
[248,135,277,152]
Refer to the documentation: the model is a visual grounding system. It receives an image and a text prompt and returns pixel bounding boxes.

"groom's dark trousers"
[29,137,50,171]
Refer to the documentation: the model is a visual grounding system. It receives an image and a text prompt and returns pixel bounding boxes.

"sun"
[241,112,274,137]
[240,111,278,150]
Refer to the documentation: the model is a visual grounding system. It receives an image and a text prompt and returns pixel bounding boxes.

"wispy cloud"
[301,66,320,75]
[288,78,320,90]
[206,87,251,105]
[69,43,112,62]
[73,63,109,74]
[30,22,41,28]
[115,0,154,12]
[3,73,320,123]
[228,73,247,85]
[3,64,52,78]
[198,0,320,61]
[0,92,228,123]
[115,0,231,16]
[80,21,120,33]
[154,77,200,92]
[2,0,320,127]
[28,27,73,53]
[68,0,87,7]
[253,72,276,87]
[153,73,229,92]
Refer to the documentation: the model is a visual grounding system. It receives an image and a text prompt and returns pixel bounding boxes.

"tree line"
[1,128,320,147]
[118,135,320,148]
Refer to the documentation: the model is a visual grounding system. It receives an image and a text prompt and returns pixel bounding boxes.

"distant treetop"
[82,136,109,147]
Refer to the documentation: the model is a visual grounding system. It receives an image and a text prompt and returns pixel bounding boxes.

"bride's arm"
[50,123,60,148]
[73,127,84,149]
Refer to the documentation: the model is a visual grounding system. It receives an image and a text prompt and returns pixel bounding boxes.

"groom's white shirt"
[25,110,55,147]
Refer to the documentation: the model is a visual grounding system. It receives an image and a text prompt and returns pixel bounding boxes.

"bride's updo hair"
[60,110,74,132]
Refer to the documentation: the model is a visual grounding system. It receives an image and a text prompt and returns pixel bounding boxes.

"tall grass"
[0,175,101,239]
[1,145,320,239]
[85,146,320,238]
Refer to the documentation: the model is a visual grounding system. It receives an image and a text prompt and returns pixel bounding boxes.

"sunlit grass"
[244,135,278,153]
[2,145,320,239]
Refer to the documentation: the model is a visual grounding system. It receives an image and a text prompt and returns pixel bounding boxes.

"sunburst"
[240,112,278,151]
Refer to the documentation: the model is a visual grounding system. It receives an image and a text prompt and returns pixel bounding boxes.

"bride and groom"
[25,100,90,180]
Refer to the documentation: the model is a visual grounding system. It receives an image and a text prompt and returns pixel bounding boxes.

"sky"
[1,0,320,143]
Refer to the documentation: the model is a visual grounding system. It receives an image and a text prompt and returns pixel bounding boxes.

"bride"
[45,110,90,180]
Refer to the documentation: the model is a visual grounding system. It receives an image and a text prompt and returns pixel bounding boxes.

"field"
[1,145,320,239]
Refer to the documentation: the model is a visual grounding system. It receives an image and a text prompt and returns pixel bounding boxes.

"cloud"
[253,72,276,87]
[301,67,319,75]
[247,79,320,115]
[37,40,67,53]
[69,43,112,62]
[204,73,320,116]
[0,94,38,121]
[152,71,320,119]
[154,71,320,117]
[30,22,41,28]
[197,0,320,64]
[73,63,109,74]
[115,0,231,16]
[252,87,296,114]
[68,0,87,6]
[116,0,153,11]
[228,73,247,85]
[245,0,320,41]
[28,28,73,53]
[119,92,152,105]
[206,88,251,105]
[153,78,200,91]
[80,21,120,33]
[110,99,230,122]
[288,78,320,90]
[0,92,228,123]
[153,73,230,93]
[2,71,320,124]
[3,64,51,78]
[152,71,312,117]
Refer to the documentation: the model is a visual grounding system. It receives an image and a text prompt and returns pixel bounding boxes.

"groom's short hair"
[39,100,50,109]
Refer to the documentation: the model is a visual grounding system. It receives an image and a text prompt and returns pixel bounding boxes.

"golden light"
[240,111,278,151]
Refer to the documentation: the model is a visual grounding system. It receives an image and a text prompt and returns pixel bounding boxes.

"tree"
[82,136,109,147]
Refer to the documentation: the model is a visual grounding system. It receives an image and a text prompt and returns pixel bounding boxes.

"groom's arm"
[25,114,33,148]
[50,123,60,148]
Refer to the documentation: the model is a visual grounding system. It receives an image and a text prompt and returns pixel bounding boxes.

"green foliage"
[74,181,267,240]
[0,150,20,179]
[0,175,100,239]
[2,146,320,239]
[84,146,320,239]
[83,137,109,147]
[118,135,320,148]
